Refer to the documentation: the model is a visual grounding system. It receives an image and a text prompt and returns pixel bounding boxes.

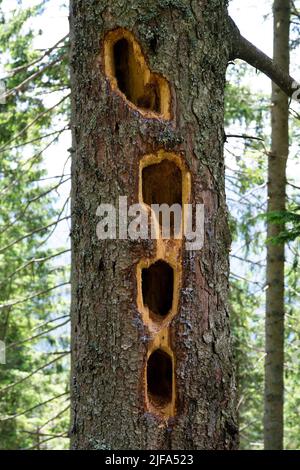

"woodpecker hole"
[142,260,174,319]
[147,349,173,408]
[104,29,171,119]
[113,38,160,113]
[142,159,182,234]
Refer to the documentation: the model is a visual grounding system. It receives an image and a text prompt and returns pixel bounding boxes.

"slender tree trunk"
[264,0,290,450]
[70,0,238,450]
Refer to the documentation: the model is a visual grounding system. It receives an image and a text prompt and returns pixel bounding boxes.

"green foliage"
[0,0,299,451]
[0,0,70,450]
[230,279,264,449]
[225,63,268,131]
[263,207,300,243]
[226,60,300,450]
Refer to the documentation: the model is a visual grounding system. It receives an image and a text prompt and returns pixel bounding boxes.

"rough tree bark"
[70,0,238,450]
[69,0,297,450]
[264,0,290,451]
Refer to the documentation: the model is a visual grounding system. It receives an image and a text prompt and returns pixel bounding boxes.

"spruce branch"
[2,34,69,78]
[0,392,69,422]
[228,17,299,100]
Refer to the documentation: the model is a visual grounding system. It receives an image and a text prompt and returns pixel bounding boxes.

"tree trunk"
[264,0,290,451]
[70,0,238,450]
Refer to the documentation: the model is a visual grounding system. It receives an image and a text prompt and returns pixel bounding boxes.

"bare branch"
[228,17,298,99]
[0,177,71,234]
[0,215,70,255]
[226,134,264,142]
[238,182,267,203]
[21,433,69,450]
[0,392,69,422]
[39,404,70,431]
[0,282,69,310]
[0,353,68,395]
[0,126,68,154]
[30,174,71,183]
[230,272,265,287]
[7,319,70,350]
[3,34,69,78]
[287,181,300,190]
[230,253,266,267]
[31,314,70,333]
[35,196,70,250]
[0,130,68,198]
[0,94,70,153]
[290,0,300,19]
[2,56,64,100]
[0,250,70,288]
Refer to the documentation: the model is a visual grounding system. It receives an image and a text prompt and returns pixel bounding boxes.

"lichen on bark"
[70,0,238,450]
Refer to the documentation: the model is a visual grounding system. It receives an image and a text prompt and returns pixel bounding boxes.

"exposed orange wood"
[104,28,172,120]
[137,151,191,418]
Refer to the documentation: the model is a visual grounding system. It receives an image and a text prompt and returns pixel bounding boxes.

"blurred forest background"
[0,0,299,450]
